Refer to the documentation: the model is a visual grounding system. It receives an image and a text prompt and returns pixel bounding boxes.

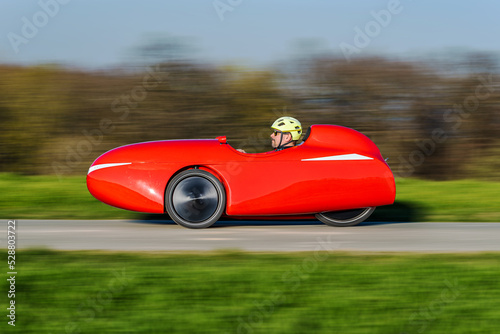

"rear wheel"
[316,207,375,227]
[165,169,226,229]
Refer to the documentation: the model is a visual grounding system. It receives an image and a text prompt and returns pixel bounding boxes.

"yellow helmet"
[271,117,302,141]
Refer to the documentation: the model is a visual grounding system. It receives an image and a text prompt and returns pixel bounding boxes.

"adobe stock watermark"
[7,0,71,54]
[339,0,404,62]
[400,278,464,334]
[52,65,165,180]
[227,234,339,334]
[213,0,243,21]
[396,74,498,178]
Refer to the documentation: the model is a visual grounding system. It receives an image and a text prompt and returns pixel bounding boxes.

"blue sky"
[0,0,499,68]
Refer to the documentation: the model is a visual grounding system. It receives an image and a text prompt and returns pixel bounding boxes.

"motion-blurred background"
[1,0,499,180]
[3,3,500,333]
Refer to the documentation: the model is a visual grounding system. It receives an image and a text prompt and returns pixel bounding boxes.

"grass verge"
[0,173,135,219]
[1,173,500,221]
[3,250,500,333]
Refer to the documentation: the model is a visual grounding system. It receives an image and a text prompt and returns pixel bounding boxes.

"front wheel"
[165,169,226,229]
[316,207,375,227]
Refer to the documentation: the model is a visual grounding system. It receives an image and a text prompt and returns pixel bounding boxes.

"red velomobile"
[87,125,395,228]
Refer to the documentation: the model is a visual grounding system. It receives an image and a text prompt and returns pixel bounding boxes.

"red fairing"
[86,140,221,213]
[215,125,394,216]
[87,125,395,217]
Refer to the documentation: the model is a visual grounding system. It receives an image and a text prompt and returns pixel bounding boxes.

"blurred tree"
[135,33,198,65]
[0,53,498,180]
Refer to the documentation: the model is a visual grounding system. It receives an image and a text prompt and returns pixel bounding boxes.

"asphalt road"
[5,220,500,252]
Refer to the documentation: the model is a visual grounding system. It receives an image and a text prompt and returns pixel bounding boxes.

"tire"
[315,207,375,227]
[165,169,226,229]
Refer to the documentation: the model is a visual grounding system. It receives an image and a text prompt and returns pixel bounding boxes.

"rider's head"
[270,117,302,150]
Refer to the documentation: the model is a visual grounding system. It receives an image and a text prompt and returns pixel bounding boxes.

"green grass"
[3,250,500,333]
[0,173,137,219]
[1,173,500,221]
[390,178,500,222]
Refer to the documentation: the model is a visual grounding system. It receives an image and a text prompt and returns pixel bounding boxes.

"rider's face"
[270,130,290,148]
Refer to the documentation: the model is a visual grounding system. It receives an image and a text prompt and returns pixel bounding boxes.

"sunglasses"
[272,130,283,136]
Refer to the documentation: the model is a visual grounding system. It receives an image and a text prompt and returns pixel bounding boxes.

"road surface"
[5,220,500,252]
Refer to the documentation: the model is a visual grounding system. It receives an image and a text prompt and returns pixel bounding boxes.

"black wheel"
[165,169,226,229]
[316,207,375,227]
